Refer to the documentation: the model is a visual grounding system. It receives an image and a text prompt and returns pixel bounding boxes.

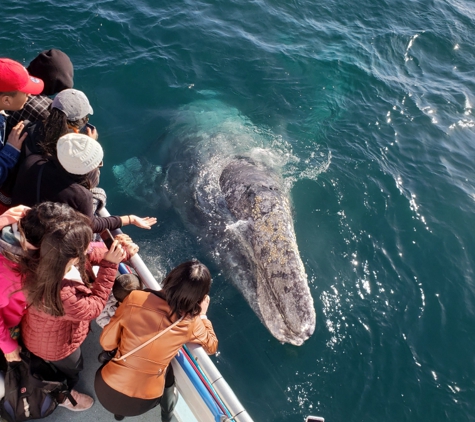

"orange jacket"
[99,290,218,399]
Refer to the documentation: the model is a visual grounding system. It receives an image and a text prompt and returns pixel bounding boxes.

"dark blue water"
[3,0,475,421]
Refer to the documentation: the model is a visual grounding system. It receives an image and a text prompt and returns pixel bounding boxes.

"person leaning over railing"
[16,213,139,412]
[95,260,218,422]
[11,133,157,233]
[0,202,83,366]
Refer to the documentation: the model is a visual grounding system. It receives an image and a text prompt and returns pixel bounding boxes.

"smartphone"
[80,122,96,134]
[100,229,114,249]
[306,417,324,422]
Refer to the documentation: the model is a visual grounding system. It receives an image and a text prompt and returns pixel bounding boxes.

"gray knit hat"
[57,133,103,175]
[52,89,93,121]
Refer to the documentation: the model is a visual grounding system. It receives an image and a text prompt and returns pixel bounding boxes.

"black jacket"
[11,154,122,233]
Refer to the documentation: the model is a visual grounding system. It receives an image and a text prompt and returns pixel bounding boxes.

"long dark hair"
[161,260,211,318]
[20,220,93,316]
[40,108,68,156]
[40,109,87,157]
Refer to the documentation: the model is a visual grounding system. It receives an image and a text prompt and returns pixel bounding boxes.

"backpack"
[0,350,75,422]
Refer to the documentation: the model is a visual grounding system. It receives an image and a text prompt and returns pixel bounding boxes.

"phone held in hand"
[80,122,96,134]
[306,417,325,422]
[100,229,114,249]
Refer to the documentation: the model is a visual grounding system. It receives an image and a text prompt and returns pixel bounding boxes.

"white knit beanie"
[57,133,104,175]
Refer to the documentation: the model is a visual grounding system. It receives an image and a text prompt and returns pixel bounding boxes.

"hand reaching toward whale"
[120,215,157,230]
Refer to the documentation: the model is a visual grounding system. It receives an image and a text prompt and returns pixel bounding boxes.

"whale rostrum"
[219,158,316,345]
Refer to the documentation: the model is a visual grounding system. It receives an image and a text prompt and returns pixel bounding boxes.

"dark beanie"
[27,49,74,96]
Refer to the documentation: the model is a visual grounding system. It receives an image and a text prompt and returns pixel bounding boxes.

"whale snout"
[221,158,316,345]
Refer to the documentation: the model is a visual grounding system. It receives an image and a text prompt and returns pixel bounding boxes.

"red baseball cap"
[0,58,44,95]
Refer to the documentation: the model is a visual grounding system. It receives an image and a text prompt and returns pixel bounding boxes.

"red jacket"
[21,245,118,360]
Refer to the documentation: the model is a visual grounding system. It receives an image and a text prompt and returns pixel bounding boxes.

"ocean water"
[3,0,475,421]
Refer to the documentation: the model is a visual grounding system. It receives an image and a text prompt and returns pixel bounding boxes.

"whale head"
[220,158,316,345]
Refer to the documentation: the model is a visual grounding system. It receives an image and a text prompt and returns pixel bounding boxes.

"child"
[96,273,142,329]
[0,58,44,190]
[97,273,142,364]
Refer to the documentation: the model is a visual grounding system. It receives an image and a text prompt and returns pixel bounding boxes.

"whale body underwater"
[113,100,316,345]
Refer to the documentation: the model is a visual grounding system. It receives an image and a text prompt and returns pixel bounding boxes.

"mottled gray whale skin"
[218,158,315,345]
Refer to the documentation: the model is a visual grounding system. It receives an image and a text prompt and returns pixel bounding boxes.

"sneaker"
[59,389,94,411]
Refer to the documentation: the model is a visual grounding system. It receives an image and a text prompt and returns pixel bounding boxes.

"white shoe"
[59,389,94,411]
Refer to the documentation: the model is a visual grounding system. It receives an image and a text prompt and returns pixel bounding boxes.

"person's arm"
[0,121,26,186]
[66,186,124,233]
[119,215,157,230]
[190,296,218,354]
[91,214,156,232]
[0,146,20,184]
[0,312,20,360]
[87,237,138,265]
[62,241,126,321]
[91,215,123,233]
[0,265,24,360]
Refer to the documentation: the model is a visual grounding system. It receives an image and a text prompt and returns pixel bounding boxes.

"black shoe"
[114,415,125,421]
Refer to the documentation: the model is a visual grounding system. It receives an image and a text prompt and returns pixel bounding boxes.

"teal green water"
[4,0,475,421]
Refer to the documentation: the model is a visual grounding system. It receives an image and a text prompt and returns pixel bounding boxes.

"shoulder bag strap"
[112,316,184,362]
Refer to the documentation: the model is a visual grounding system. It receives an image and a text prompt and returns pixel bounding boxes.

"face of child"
[1,92,29,111]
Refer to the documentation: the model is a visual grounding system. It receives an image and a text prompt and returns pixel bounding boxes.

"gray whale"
[114,99,316,345]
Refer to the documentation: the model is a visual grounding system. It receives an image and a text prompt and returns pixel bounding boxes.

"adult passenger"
[11,133,157,233]
[20,88,97,158]
[95,260,218,421]
[18,216,139,411]
[0,202,82,365]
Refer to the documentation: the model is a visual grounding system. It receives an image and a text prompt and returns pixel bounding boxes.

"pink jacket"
[0,256,25,353]
[21,245,118,361]
[0,205,31,354]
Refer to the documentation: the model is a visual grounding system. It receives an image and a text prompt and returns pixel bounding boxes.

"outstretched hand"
[130,216,157,230]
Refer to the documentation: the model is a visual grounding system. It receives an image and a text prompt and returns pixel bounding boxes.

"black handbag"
[0,350,74,422]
